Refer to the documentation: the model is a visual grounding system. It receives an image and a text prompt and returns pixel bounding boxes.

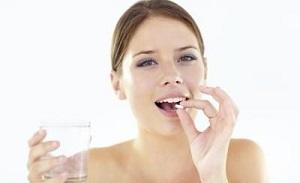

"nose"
[160,70,183,86]
[161,76,183,86]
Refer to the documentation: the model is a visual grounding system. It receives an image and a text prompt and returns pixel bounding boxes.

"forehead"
[128,16,199,51]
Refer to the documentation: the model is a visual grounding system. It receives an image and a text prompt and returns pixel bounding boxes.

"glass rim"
[39,121,91,128]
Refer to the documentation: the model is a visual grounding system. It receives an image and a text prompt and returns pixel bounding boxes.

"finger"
[176,108,199,143]
[180,99,218,119]
[28,141,60,169]
[213,87,238,118]
[200,86,236,116]
[28,129,46,147]
[201,87,239,132]
[199,86,228,103]
[29,156,67,179]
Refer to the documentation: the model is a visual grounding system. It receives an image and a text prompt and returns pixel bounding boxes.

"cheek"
[182,64,204,84]
[181,65,205,98]
[133,73,154,93]
[124,71,157,119]
[125,69,156,103]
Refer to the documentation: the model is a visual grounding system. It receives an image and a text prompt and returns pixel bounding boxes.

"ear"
[110,71,126,100]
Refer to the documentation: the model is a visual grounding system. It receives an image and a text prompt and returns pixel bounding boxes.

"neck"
[132,128,199,181]
[134,128,191,157]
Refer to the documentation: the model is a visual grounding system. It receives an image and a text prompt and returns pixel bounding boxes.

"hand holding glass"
[40,121,91,182]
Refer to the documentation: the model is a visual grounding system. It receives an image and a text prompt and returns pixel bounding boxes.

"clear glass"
[40,121,91,183]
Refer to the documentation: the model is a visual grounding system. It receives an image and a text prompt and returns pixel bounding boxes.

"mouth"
[154,97,189,117]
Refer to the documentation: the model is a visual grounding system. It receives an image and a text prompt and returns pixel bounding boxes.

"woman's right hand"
[27,129,68,183]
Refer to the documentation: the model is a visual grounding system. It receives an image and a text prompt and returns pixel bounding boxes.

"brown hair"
[111,0,206,77]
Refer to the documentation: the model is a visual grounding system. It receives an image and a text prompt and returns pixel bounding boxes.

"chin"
[159,109,199,136]
[154,118,186,137]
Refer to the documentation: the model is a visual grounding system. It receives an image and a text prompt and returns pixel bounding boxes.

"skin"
[27,16,268,183]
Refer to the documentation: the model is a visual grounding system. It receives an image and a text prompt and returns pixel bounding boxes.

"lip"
[156,107,179,118]
[154,93,190,103]
[154,92,190,118]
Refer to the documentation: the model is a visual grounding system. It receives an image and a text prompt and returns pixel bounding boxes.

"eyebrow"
[133,45,198,58]
[176,45,198,52]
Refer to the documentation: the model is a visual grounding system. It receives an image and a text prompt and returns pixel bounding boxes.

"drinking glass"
[40,121,91,182]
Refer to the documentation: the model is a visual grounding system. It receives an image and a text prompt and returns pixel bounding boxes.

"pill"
[175,104,184,109]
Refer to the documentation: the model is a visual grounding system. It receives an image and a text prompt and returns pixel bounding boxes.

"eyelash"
[178,54,198,62]
[136,59,157,67]
[136,54,198,67]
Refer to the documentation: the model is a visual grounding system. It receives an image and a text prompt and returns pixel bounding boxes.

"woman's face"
[113,16,206,136]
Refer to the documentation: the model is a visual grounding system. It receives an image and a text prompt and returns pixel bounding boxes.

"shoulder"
[87,140,133,183]
[227,138,268,183]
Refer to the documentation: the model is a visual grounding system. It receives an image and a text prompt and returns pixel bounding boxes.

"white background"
[0,0,299,182]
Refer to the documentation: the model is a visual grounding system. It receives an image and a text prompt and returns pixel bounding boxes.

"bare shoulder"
[87,140,133,183]
[227,138,268,183]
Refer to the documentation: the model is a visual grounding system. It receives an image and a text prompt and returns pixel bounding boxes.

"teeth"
[158,97,186,103]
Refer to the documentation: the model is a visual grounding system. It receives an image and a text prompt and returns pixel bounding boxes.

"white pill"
[175,104,184,109]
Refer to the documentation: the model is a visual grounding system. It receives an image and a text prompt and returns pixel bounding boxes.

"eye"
[136,59,157,67]
[178,54,198,63]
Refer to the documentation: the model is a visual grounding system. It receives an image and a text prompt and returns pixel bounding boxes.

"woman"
[27,0,267,182]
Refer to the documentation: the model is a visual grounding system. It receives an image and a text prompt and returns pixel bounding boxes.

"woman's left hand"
[176,86,239,183]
